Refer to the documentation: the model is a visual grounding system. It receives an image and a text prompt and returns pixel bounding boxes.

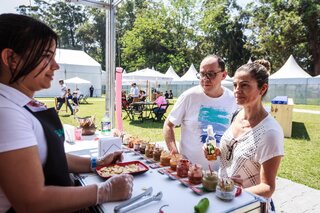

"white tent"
[65,77,91,84]
[165,66,180,80]
[270,55,311,79]
[177,63,199,82]
[123,68,173,82]
[35,49,102,97]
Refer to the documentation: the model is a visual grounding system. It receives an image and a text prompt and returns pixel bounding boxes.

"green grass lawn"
[40,97,320,190]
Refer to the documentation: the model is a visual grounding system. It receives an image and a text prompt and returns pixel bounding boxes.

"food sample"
[203,143,220,160]
[139,143,147,154]
[176,159,190,178]
[169,154,182,171]
[219,177,234,192]
[145,143,155,158]
[153,147,163,162]
[160,151,171,166]
[97,164,141,177]
[128,141,134,149]
[202,171,218,192]
[188,164,203,184]
[216,177,235,200]
[133,142,141,152]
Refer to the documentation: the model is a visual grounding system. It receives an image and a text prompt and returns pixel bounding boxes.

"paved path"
[293,109,320,115]
[273,177,320,213]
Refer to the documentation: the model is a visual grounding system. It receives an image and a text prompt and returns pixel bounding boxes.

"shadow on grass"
[291,121,310,140]
[60,114,73,117]
[128,119,165,128]
[79,102,93,105]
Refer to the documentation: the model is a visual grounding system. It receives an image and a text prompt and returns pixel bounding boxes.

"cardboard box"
[98,136,122,157]
[271,98,294,137]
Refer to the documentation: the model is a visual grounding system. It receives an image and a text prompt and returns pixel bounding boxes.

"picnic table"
[124,101,156,122]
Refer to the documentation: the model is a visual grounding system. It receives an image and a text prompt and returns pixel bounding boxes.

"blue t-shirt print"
[198,105,230,144]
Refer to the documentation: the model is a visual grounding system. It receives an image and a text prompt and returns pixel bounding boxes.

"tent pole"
[105,1,116,127]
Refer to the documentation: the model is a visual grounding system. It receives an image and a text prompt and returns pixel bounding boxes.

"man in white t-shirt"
[163,55,238,170]
[56,80,73,115]
[128,83,139,103]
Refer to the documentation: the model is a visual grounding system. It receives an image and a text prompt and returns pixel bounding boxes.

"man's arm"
[163,119,179,154]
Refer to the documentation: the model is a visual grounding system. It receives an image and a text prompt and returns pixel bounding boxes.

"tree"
[199,0,250,75]
[116,0,147,67]
[17,0,88,49]
[120,0,200,74]
[245,0,320,75]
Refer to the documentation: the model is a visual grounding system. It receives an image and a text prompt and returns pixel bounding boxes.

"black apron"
[7,107,72,212]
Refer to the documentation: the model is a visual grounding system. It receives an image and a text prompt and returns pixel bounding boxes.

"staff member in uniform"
[0,14,133,212]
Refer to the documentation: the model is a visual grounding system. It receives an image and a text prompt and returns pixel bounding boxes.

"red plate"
[96,161,149,179]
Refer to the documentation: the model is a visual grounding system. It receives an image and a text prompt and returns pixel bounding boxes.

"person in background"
[56,79,74,115]
[121,90,129,109]
[164,91,169,99]
[89,85,94,97]
[139,90,147,102]
[169,90,173,99]
[163,55,237,170]
[128,83,139,104]
[0,14,133,212]
[206,60,284,212]
[128,82,139,103]
[153,91,168,121]
[70,88,81,106]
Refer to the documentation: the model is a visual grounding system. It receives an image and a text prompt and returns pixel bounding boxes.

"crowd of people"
[0,13,284,213]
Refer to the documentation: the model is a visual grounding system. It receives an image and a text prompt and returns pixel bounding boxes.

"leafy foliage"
[15,0,319,76]
[245,0,320,75]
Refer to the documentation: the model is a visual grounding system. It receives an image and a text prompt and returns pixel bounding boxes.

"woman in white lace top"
[218,60,284,212]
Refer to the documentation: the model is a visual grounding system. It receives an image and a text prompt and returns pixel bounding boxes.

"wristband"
[91,157,97,171]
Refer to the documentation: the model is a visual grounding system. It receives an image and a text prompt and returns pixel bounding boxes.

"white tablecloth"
[65,138,265,213]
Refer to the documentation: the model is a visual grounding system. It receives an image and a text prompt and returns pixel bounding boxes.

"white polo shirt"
[0,83,47,211]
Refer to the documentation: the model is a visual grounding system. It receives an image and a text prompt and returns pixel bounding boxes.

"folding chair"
[152,103,169,122]
[79,95,89,104]
[128,102,145,122]
[122,103,132,120]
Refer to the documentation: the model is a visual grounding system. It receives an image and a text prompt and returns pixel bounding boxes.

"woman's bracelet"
[90,157,97,171]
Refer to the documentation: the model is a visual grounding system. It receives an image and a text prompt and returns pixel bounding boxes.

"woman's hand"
[97,150,123,166]
[96,174,133,203]
[202,144,221,161]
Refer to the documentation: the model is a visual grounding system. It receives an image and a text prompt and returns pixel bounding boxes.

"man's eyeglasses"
[196,70,224,80]
[226,138,238,161]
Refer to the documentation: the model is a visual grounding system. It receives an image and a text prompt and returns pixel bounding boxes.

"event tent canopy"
[270,55,311,79]
[65,76,91,84]
[177,63,199,81]
[165,66,180,80]
[123,68,173,82]
[55,49,101,67]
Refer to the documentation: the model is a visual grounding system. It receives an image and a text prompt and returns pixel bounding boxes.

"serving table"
[65,137,266,213]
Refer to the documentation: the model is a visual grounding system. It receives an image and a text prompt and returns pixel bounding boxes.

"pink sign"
[115,67,123,131]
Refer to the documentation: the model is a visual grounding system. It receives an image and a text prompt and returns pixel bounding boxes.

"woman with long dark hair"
[0,14,133,212]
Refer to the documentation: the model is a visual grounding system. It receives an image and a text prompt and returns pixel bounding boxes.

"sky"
[1,0,253,14]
